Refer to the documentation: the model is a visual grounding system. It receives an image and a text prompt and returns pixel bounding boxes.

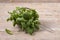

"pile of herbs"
[7,7,40,35]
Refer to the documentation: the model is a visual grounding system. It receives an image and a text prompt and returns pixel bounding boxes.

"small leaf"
[13,21,16,26]
[21,22,26,30]
[16,7,20,10]
[26,27,33,35]
[23,13,32,20]
[5,29,13,35]
[31,23,34,28]
[7,18,10,21]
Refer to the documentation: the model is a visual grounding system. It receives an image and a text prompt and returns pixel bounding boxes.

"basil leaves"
[7,7,40,35]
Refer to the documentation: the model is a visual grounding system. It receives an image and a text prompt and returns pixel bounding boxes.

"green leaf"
[23,13,32,20]
[26,27,34,35]
[5,29,13,35]
[13,21,17,26]
[31,23,34,28]
[21,22,26,30]
[16,7,21,10]
[7,18,10,21]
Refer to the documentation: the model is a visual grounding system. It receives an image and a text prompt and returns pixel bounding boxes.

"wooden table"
[0,3,60,40]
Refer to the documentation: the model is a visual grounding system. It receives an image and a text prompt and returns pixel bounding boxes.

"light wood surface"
[0,0,60,2]
[0,3,60,40]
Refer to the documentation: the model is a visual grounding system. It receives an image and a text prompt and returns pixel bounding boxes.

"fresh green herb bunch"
[7,7,40,35]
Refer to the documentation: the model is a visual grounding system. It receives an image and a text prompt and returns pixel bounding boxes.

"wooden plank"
[0,0,60,3]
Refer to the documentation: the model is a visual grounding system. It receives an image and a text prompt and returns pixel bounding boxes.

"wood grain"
[0,3,60,40]
[0,0,60,2]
